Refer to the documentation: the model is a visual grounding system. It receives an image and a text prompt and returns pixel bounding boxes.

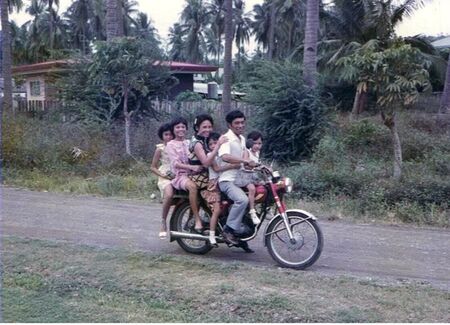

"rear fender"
[263,209,318,246]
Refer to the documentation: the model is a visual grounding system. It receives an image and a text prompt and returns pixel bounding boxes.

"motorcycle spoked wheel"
[172,201,213,255]
[265,211,323,269]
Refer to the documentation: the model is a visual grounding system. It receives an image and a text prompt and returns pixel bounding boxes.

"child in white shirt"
[234,131,264,225]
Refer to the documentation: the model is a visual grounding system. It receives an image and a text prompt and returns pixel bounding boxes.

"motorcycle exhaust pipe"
[170,231,210,241]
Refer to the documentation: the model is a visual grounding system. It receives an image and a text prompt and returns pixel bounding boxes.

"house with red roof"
[12,60,218,109]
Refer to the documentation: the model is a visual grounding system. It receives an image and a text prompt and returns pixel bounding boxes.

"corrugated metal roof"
[431,36,450,49]
[13,60,218,75]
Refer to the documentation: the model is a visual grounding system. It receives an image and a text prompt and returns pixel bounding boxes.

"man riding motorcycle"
[217,110,258,250]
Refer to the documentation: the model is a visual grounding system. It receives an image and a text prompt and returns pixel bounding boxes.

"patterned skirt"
[201,179,221,211]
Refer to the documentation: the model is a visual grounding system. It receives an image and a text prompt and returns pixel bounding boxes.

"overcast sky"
[9,0,450,47]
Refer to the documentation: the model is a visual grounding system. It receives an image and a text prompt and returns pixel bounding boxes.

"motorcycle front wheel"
[265,211,323,269]
[172,201,212,255]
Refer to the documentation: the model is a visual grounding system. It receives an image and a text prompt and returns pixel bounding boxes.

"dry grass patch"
[2,237,449,322]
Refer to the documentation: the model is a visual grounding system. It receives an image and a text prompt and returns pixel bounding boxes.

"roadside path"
[2,187,449,290]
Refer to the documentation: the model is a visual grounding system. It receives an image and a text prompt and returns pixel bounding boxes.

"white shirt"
[218,129,246,183]
[207,153,220,180]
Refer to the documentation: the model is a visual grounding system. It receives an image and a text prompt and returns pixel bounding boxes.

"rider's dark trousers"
[218,181,249,231]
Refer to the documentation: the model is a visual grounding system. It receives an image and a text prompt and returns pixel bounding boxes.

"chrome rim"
[269,216,319,266]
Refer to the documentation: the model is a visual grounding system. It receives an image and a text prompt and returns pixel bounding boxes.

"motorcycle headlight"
[284,177,293,193]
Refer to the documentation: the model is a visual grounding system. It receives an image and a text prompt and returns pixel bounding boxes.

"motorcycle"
[168,165,323,269]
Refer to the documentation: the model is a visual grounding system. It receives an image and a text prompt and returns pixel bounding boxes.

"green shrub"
[343,119,388,147]
[246,60,327,161]
[383,178,450,207]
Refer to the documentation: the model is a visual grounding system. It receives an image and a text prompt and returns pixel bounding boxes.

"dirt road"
[2,187,449,290]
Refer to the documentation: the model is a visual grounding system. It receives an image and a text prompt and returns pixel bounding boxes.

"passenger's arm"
[193,136,228,167]
[212,159,240,172]
[166,142,202,173]
[221,154,257,167]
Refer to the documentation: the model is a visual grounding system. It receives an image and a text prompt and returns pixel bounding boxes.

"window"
[30,80,41,96]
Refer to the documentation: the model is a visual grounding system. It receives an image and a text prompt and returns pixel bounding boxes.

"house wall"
[169,73,194,99]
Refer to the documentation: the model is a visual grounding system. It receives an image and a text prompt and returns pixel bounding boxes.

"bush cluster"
[285,115,449,226]
[245,60,328,161]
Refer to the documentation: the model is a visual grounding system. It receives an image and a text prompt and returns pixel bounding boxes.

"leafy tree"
[322,0,441,116]
[246,60,327,161]
[337,40,431,179]
[60,38,174,155]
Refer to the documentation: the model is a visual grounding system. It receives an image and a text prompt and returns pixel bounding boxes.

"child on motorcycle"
[150,123,174,200]
[204,133,240,246]
[234,130,264,225]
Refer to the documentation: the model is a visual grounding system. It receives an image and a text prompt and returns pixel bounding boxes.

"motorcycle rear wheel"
[172,201,212,255]
[265,211,323,269]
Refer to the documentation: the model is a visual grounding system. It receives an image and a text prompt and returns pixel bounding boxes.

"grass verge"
[2,237,449,322]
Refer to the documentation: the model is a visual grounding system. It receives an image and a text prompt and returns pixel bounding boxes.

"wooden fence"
[12,98,258,118]
[14,99,61,112]
[152,99,257,118]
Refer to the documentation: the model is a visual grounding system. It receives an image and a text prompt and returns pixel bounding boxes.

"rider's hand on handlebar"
[244,160,258,169]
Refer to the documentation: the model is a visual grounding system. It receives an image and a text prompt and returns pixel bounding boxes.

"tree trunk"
[267,1,276,60]
[1,0,13,113]
[123,85,131,155]
[382,112,402,179]
[351,89,368,119]
[303,0,319,89]
[106,0,124,40]
[222,0,233,115]
[440,55,450,113]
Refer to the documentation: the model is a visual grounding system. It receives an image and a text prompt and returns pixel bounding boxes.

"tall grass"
[2,108,449,226]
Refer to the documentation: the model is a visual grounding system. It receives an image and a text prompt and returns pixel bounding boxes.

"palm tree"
[206,0,225,65]
[132,12,159,44]
[106,0,124,40]
[10,21,28,64]
[121,0,138,36]
[278,0,305,58]
[250,1,272,58]
[303,0,320,88]
[65,0,91,54]
[222,0,233,113]
[180,0,209,63]
[441,55,450,113]
[1,0,23,112]
[233,0,251,70]
[90,0,106,41]
[25,0,49,62]
[40,0,60,50]
[168,23,186,61]
[267,0,277,60]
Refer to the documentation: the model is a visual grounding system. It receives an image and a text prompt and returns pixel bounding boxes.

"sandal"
[193,227,204,234]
